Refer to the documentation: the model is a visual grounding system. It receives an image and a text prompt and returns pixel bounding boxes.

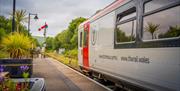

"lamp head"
[34,15,38,20]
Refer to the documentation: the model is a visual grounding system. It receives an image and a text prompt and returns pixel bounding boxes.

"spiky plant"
[1,32,32,59]
[145,22,160,39]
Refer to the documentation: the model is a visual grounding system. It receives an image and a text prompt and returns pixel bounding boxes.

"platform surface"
[32,58,109,91]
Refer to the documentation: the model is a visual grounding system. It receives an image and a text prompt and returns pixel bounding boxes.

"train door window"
[80,32,82,47]
[83,30,88,47]
[143,0,180,40]
[116,7,136,43]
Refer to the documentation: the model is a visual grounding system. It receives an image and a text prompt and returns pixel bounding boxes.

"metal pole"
[43,22,47,58]
[28,13,31,35]
[12,0,16,32]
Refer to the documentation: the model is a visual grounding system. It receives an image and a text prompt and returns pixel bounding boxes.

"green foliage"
[1,32,32,58]
[0,14,29,36]
[50,17,86,51]
[13,10,28,32]
[0,51,9,58]
[116,28,135,42]
[70,30,78,49]
[46,37,54,50]
[46,52,79,69]
[159,25,180,38]
[23,72,29,79]
[145,22,160,39]
[0,28,6,42]
[0,13,39,59]
[64,49,78,58]
[0,79,16,91]
[29,37,40,48]
[53,36,61,50]
[68,17,86,33]
[0,16,12,34]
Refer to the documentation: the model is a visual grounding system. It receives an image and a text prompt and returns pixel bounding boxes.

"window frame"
[142,0,180,42]
[137,0,180,48]
[114,0,138,49]
[115,7,137,45]
[116,19,137,44]
[113,0,180,49]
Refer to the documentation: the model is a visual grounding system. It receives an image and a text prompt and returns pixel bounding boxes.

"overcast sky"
[0,0,114,37]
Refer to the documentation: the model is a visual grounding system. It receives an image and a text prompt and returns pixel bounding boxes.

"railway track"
[45,54,128,91]
[53,58,125,91]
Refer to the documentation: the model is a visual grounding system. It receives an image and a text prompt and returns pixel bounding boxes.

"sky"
[0,0,114,37]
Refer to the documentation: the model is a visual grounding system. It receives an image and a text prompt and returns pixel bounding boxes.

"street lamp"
[28,13,38,35]
[12,0,16,32]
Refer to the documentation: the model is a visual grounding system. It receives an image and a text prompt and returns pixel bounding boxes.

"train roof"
[79,0,130,28]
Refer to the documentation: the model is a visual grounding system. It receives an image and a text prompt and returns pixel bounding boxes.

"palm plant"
[145,22,160,39]
[14,10,28,33]
[1,32,32,58]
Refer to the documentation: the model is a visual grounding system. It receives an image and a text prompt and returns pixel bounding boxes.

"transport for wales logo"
[92,27,97,45]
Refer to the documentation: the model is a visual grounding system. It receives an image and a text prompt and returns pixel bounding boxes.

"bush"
[0,28,6,42]
[64,49,78,59]
[0,51,9,58]
[1,32,32,58]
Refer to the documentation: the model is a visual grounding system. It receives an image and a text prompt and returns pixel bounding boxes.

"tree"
[0,16,12,33]
[145,22,160,39]
[46,37,54,50]
[46,17,86,52]
[159,25,180,38]
[68,17,86,49]
[68,17,86,33]
[53,37,61,50]
[13,10,28,32]
[70,30,78,49]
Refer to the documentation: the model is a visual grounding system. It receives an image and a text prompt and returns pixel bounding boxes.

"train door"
[83,22,90,69]
[78,28,83,66]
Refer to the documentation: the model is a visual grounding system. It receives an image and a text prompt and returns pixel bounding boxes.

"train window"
[117,7,136,23]
[116,7,136,43]
[144,0,179,13]
[80,32,82,47]
[116,20,136,43]
[143,5,180,40]
[83,30,88,47]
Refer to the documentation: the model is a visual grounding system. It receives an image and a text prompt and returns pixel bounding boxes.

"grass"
[46,52,80,71]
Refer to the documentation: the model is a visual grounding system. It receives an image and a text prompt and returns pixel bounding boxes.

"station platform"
[32,58,110,91]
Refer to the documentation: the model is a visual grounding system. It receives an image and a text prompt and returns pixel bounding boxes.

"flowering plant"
[20,65,29,78]
[0,65,31,91]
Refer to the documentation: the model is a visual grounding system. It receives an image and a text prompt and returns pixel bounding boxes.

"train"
[78,0,180,90]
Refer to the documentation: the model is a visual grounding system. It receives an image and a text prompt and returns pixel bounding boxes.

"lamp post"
[12,0,16,32]
[28,13,38,58]
[28,13,38,35]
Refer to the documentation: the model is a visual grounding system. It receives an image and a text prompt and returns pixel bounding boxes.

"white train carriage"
[78,0,180,90]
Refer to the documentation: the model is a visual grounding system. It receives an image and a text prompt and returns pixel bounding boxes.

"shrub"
[1,32,32,58]
[0,51,9,58]
[0,28,6,42]
[64,49,78,59]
